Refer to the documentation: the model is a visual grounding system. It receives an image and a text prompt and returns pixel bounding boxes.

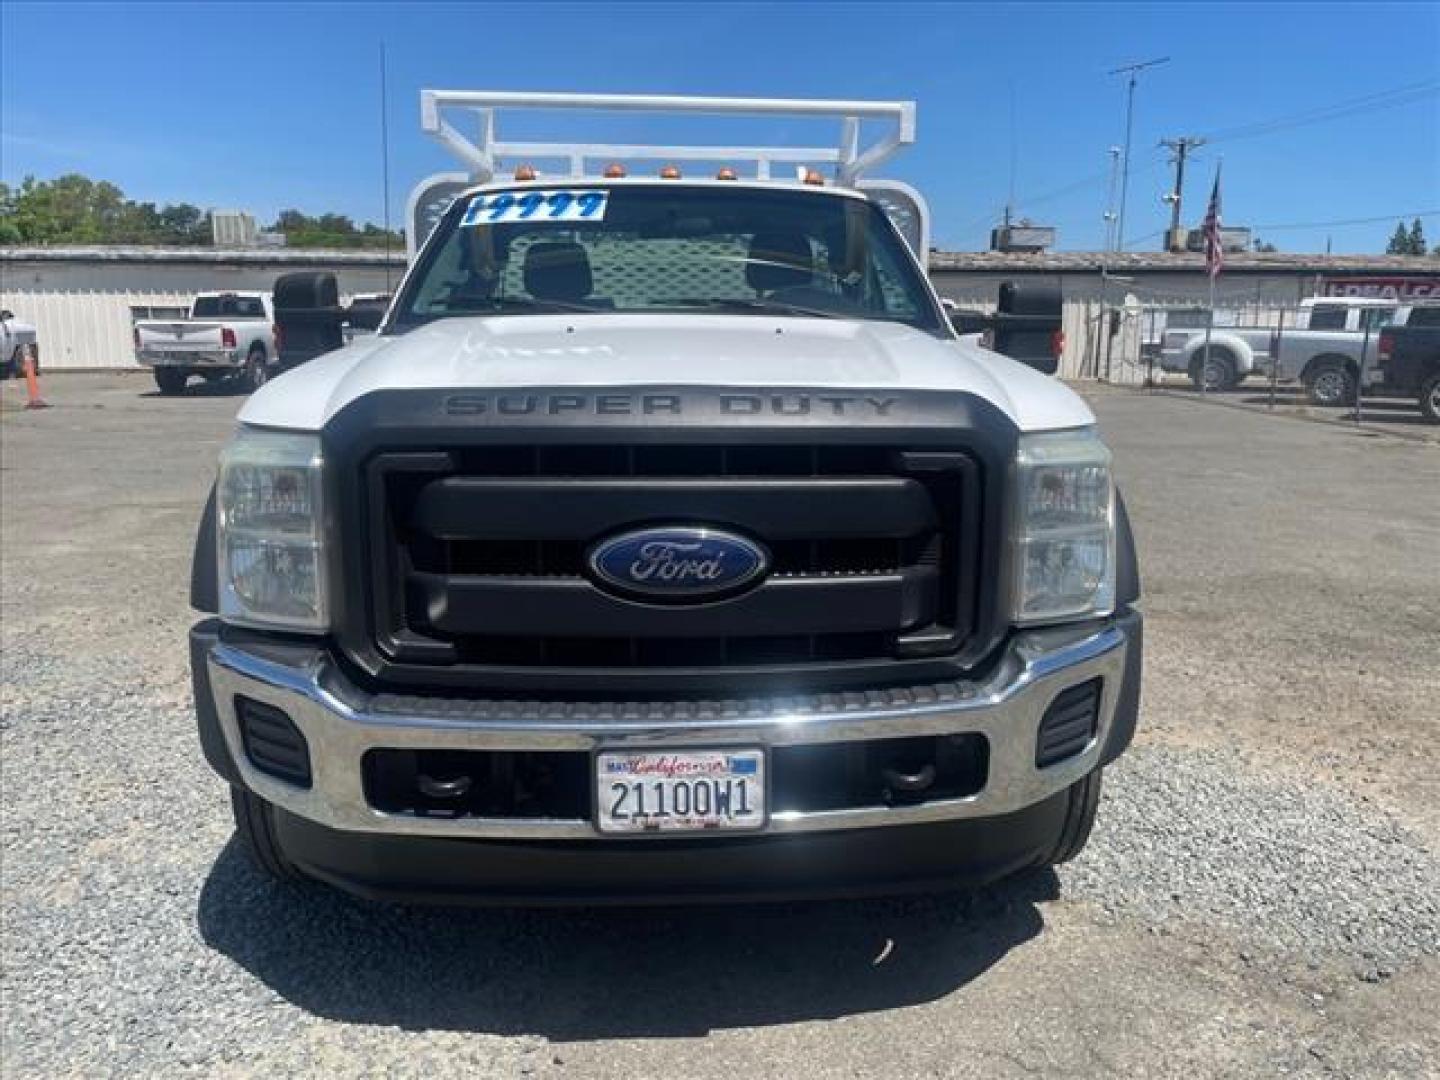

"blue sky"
[2,1,1437,254]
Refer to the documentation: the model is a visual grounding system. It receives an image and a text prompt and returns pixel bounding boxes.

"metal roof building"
[1,246,403,371]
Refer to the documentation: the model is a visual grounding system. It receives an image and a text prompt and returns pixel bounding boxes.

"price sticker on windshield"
[460,189,609,227]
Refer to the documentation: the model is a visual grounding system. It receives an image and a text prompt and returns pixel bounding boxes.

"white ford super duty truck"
[188,92,1141,904]
[135,291,277,395]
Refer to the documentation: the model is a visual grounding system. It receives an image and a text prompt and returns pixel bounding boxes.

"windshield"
[391,185,944,334]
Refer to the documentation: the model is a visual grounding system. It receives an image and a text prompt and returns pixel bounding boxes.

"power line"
[950,78,1438,251]
[1123,229,1167,248]
[1201,79,1440,145]
[1249,209,1440,232]
[1123,210,1437,247]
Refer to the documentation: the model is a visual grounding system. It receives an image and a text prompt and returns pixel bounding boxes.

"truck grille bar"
[360,442,980,686]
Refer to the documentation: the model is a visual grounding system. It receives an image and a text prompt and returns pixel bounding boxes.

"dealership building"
[3,244,1437,379]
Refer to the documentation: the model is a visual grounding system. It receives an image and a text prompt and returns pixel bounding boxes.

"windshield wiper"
[433,295,602,315]
[666,297,845,320]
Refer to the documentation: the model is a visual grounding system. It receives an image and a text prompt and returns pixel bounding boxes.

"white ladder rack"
[419,90,916,186]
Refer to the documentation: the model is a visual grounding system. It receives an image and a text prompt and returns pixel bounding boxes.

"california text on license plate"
[595,749,766,834]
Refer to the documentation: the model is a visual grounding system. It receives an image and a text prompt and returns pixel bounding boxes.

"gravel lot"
[3,373,1437,1078]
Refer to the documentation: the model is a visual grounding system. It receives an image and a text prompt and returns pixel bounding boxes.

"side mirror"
[0,310,12,322]
[273,272,345,367]
[950,283,1064,375]
[992,282,1063,375]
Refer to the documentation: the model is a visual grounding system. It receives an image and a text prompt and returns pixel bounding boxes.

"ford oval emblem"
[587,526,770,602]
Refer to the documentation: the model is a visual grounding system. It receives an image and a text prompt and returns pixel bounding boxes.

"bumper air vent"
[237,696,312,788]
[1035,678,1102,768]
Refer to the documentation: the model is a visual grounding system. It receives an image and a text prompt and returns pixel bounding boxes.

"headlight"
[1011,427,1115,626]
[217,428,327,632]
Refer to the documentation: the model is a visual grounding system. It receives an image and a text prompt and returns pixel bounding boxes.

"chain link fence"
[1092,293,1436,438]
[941,281,1435,436]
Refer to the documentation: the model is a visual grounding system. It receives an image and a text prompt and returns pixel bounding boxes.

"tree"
[1386,221,1412,255]
[0,183,19,244]
[156,203,210,245]
[268,207,401,250]
[0,172,398,249]
[1408,219,1427,256]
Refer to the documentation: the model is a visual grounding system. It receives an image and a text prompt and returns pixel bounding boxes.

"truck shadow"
[137,379,250,399]
[197,840,1055,1039]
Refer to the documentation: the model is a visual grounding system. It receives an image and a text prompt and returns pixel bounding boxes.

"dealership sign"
[1322,276,1440,300]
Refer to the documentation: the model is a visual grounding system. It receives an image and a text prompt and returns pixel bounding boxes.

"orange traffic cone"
[22,345,49,410]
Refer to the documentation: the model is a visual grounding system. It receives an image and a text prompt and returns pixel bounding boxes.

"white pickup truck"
[1160,296,1397,404]
[134,292,277,395]
[187,92,1141,906]
[1,308,40,379]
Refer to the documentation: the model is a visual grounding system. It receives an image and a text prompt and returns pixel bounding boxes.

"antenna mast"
[1108,56,1170,251]
[379,43,393,292]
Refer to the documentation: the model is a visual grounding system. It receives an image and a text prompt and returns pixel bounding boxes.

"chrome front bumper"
[206,621,1134,841]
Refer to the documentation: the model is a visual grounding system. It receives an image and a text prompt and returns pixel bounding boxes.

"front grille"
[364,443,979,679]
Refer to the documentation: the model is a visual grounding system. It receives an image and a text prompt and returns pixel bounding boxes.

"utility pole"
[1159,135,1205,249]
[1098,146,1122,381]
[1109,56,1169,252]
[1102,146,1122,252]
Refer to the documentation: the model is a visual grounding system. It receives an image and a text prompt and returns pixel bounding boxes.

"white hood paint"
[239,314,1093,434]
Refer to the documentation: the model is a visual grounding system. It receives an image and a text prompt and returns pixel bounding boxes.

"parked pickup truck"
[134,292,277,395]
[1160,297,1396,404]
[187,91,1141,905]
[1,308,40,378]
[1376,304,1440,423]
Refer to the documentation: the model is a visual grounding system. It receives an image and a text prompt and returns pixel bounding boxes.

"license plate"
[595,749,765,834]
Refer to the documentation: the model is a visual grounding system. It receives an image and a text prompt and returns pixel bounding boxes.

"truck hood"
[239,313,1093,434]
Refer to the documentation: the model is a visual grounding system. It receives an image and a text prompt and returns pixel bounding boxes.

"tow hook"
[417,773,473,801]
[882,762,936,799]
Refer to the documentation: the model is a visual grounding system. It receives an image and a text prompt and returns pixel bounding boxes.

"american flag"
[1202,166,1224,278]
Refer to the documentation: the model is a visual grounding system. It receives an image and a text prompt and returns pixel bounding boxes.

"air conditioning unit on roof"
[990,225,1056,253]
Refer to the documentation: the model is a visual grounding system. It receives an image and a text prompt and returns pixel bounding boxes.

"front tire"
[1419,372,1440,424]
[1305,361,1355,407]
[154,368,188,395]
[230,787,306,883]
[1189,349,1236,392]
[1036,770,1103,867]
